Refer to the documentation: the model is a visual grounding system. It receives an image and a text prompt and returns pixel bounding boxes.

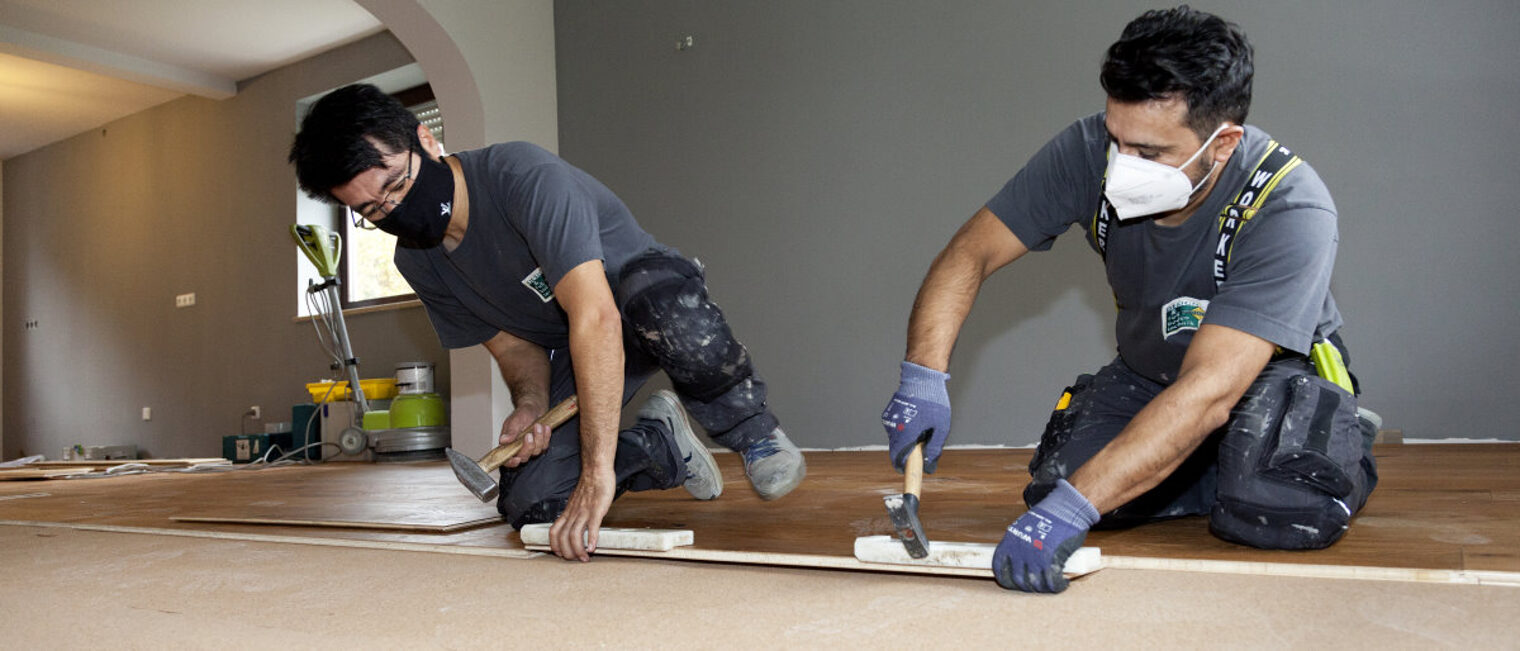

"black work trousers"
[1024,354,1378,550]
[496,249,779,527]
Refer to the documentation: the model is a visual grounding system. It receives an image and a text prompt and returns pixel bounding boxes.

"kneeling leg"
[617,254,778,449]
[1211,360,1378,549]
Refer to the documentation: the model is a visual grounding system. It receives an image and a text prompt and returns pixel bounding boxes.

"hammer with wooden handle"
[883,441,930,558]
[445,395,579,501]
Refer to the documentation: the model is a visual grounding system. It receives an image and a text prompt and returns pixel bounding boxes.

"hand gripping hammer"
[445,395,579,501]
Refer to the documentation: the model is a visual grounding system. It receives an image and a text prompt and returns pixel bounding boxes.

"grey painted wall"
[1,32,450,459]
[1,158,5,453]
[554,1,1520,447]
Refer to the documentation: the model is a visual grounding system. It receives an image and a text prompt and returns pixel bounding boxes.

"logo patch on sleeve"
[1161,297,1209,339]
[521,268,555,303]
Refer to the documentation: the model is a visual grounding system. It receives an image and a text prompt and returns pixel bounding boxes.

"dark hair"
[288,84,421,203]
[1100,6,1253,137]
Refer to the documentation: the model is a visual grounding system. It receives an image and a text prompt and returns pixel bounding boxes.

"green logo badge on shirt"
[521,268,555,303]
[1162,297,1209,339]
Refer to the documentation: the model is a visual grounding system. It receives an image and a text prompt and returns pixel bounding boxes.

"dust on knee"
[623,280,752,401]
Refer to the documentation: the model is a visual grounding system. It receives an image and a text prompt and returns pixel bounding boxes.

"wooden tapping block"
[517,523,694,552]
[853,535,1103,578]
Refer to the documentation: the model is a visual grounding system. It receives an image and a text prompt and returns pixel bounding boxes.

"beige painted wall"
[0,32,450,459]
[0,158,5,456]
[3,2,562,461]
[414,0,558,150]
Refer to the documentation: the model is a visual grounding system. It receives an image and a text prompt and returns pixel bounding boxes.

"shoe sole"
[653,390,722,500]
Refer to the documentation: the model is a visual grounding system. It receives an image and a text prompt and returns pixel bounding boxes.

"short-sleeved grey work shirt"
[394,142,663,350]
[986,113,1343,384]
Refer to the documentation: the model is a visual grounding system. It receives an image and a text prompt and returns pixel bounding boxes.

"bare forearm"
[905,208,1028,371]
[1068,324,1275,513]
[568,311,623,479]
[1067,377,1234,512]
[906,247,986,371]
[484,332,551,411]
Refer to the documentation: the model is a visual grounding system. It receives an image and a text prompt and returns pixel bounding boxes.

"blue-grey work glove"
[881,361,951,473]
[993,479,1100,594]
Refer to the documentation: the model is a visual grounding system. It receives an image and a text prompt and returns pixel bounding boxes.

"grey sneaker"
[740,427,805,500]
[640,390,722,500]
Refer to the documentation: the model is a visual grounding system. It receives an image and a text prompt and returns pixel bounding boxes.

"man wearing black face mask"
[880,6,1379,593]
[290,84,805,562]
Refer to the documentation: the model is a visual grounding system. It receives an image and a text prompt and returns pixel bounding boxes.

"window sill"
[293,298,423,323]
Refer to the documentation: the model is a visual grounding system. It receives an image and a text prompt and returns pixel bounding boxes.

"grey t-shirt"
[394,142,662,350]
[986,113,1342,384]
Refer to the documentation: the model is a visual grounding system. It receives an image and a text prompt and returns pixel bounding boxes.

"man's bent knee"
[1211,363,1377,549]
[620,275,755,402]
[494,455,579,530]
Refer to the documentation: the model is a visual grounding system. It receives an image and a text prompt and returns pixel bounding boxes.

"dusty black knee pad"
[1212,370,1373,550]
[620,276,754,403]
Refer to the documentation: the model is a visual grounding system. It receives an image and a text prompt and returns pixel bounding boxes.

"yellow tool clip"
[1311,340,1354,393]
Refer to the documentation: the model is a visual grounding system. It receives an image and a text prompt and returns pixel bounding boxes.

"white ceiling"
[0,0,385,159]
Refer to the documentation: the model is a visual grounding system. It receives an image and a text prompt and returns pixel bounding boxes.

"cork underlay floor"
[3,444,1518,646]
[3,524,1517,648]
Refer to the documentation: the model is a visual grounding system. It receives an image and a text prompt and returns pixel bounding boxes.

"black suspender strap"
[1090,139,1303,288]
[1213,141,1301,288]
[1092,151,1115,259]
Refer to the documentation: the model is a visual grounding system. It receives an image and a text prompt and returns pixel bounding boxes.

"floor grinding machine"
[292,224,450,462]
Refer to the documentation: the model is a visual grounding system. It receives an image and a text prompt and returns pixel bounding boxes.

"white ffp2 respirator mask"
[1104,124,1229,221]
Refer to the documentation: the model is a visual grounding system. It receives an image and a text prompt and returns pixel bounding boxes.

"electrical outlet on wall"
[175,293,196,308]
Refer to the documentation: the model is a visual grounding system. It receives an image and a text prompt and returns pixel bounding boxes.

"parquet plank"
[1,444,1516,577]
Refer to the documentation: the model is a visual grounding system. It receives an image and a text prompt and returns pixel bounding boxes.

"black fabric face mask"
[376,151,454,247]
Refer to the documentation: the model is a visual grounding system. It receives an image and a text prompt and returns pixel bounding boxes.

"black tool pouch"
[1259,375,1361,497]
[1212,369,1372,550]
[1027,374,1093,475]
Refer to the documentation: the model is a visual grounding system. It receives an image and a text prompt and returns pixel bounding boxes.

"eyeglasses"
[350,149,414,231]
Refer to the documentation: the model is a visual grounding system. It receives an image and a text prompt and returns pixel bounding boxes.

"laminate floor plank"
[1,444,1516,576]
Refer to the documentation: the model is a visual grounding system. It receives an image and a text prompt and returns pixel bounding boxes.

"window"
[339,83,442,309]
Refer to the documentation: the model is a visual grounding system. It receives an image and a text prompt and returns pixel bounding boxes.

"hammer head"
[446,447,499,502]
[883,492,929,558]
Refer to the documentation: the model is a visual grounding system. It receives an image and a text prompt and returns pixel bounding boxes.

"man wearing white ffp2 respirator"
[1103,123,1228,220]
[881,6,1378,593]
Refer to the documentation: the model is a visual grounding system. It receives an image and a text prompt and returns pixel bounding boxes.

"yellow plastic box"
[305,378,398,403]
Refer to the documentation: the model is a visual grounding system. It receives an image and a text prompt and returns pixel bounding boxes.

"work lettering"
[1211,140,1300,289]
[1091,138,1300,291]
